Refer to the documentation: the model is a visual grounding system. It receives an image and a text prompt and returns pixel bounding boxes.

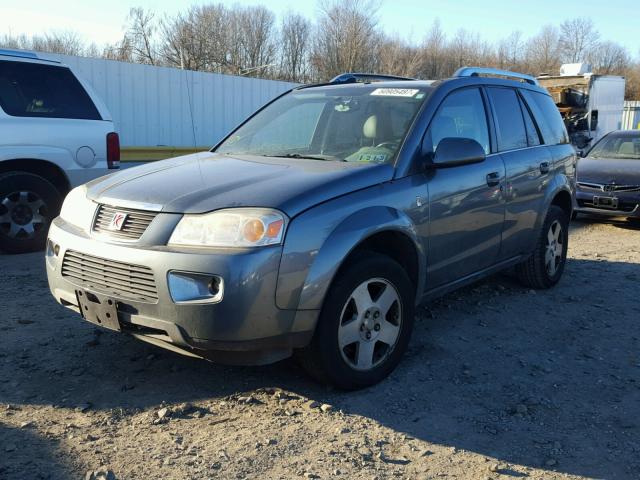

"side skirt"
[419,255,526,304]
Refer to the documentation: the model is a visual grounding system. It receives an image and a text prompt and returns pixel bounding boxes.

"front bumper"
[574,188,640,218]
[46,217,317,364]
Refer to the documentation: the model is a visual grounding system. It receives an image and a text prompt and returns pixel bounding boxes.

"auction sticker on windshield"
[370,88,419,97]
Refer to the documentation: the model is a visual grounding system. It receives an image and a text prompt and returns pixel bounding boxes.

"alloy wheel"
[337,277,402,371]
[0,191,48,239]
[545,219,563,276]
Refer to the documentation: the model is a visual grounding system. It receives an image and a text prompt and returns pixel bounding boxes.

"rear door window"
[426,87,490,154]
[487,87,527,151]
[518,93,542,146]
[520,89,569,145]
[0,60,101,120]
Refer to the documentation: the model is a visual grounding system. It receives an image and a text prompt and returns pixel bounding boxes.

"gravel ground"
[1,216,639,480]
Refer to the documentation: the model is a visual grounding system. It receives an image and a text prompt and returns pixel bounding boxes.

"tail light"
[106,132,120,169]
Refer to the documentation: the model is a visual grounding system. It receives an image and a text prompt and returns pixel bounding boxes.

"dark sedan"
[575,130,640,220]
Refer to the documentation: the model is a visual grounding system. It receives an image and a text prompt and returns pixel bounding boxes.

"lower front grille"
[577,199,637,213]
[61,250,158,303]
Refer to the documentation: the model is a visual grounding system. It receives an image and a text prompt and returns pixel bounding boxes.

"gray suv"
[46,67,575,389]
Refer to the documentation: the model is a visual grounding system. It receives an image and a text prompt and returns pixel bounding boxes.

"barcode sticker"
[370,88,419,97]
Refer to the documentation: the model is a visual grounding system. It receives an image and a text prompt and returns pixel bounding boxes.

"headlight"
[59,185,97,231]
[168,208,287,248]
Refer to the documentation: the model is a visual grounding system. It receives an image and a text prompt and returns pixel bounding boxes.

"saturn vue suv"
[46,68,575,389]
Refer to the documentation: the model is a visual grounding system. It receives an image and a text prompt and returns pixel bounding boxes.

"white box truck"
[538,63,625,150]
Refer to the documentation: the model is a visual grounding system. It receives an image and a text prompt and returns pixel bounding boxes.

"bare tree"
[378,35,421,77]
[2,4,638,99]
[103,36,134,62]
[624,60,640,100]
[589,41,630,74]
[559,17,600,63]
[418,19,446,79]
[311,0,383,81]
[525,25,561,75]
[233,6,277,76]
[127,7,158,65]
[160,5,228,72]
[497,31,524,70]
[28,31,86,56]
[279,12,312,82]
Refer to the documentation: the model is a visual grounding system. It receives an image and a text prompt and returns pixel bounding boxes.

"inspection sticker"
[370,88,419,97]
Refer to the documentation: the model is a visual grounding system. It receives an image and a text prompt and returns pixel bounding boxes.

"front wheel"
[516,205,569,289]
[0,172,62,254]
[297,252,415,390]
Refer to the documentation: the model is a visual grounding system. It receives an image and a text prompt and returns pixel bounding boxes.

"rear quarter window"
[0,60,101,120]
[520,89,569,145]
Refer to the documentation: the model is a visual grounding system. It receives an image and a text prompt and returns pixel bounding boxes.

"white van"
[0,49,119,253]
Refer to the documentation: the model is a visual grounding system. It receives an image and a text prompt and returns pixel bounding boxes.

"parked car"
[0,49,119,253]
[574,130,640,220]
[46,68,575,389]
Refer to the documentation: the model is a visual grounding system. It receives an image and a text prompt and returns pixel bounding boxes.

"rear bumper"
[45,218,317,364]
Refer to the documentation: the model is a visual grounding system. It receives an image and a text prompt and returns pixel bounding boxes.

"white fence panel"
[40,52,298,147]
[622,101,640,130]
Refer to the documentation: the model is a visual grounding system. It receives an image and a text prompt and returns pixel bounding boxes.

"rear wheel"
[516,205,569,289]
[297,252,415,390]
[0,172,62,254]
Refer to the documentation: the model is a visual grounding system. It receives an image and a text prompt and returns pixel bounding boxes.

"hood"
[577,157,640,185]
[86,152,394,217]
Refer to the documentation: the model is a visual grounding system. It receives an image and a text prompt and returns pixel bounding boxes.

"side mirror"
[590,110,598,131]
[430,137,486,168]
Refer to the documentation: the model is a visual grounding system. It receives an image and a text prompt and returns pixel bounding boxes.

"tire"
[297,252,415,390]
[516,205,569,289]
[0,172,63,254]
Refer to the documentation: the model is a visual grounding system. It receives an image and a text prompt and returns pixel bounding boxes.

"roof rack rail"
[0,49,60,63]
[330,72,416,84]
[453,67,538,86]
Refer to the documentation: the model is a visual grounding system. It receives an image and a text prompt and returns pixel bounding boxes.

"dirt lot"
[1,217,639,480]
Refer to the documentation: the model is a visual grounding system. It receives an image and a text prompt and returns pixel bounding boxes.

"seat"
[618,141,635,155]
[362,110,393,146]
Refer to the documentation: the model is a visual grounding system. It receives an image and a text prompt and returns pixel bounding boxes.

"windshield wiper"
[266,153,345,162]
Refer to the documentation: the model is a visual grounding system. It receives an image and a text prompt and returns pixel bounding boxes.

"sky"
[2,0,638,56]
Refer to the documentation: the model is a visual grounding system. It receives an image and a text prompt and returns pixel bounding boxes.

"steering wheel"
[375,142,398,150]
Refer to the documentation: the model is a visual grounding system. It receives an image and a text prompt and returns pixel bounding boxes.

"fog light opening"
[167,271,224,304]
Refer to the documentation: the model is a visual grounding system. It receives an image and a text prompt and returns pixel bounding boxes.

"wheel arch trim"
[282,205,426,314]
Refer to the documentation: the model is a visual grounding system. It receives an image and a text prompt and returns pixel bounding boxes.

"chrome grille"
[577,182,640,193]
[61,250,158,303]
[93,204,158,240]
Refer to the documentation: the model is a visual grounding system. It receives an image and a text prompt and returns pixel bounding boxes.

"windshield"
[216,85,430,163]
[589,135,640,160]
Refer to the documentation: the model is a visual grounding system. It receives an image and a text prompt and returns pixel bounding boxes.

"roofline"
[0,48,61,64]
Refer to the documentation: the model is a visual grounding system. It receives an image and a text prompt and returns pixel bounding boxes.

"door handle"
[486,171,500,187]
[539,161,550,174]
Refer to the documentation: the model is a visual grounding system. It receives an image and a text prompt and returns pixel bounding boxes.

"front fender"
[276,202,425,312]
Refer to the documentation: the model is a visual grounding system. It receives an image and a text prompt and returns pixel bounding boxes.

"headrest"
[363,115,378,139]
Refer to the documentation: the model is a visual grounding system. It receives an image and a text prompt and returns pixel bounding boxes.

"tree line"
[2,0,639,98]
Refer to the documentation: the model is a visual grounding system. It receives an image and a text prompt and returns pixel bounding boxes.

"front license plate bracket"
[593,196,618,209]
[75,289,121,331]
